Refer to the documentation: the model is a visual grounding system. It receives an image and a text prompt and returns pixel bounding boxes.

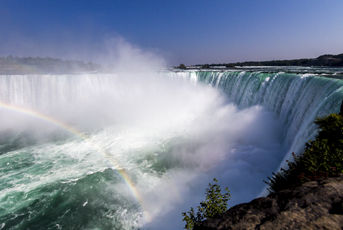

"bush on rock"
[265,113,343,193]
[182,178,231,230]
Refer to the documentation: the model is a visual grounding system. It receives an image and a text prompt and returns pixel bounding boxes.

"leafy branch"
[182,178,231,230]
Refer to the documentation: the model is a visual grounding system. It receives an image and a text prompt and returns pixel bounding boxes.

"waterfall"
[170,71,343,163]
[1,70,343,229]
[2,71,342,169]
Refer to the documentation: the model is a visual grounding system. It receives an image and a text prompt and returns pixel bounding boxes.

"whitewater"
[0,68,343,229]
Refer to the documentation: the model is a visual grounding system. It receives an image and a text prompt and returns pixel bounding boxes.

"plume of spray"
[0,37,287,230]
[94,36,166,72]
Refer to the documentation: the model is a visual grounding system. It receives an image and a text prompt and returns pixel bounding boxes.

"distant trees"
[192,53,343,68]
[0,56,103,74]
[178,63,187,69]
[225,64,235,68]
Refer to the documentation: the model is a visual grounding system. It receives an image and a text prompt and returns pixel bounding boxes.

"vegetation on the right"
[182,112,343,228]
[264,113,343,193]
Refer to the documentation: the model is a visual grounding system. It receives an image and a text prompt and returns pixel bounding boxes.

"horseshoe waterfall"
[0,69,343,230]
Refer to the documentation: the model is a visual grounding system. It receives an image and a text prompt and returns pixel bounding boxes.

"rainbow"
[0,101,152,223]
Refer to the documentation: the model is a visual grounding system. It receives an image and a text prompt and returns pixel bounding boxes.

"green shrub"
[182,178,231,230]
[264,113,343,193]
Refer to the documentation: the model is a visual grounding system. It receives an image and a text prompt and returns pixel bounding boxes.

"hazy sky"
[1,0,343,66]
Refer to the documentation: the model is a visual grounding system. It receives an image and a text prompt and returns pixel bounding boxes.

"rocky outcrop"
[194,174,343,230]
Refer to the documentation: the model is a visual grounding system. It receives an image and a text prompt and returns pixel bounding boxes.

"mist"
[139,104,285,229]
[0,38,288,230]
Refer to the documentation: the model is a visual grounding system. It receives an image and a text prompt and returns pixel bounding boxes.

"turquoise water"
[0,69,343,229]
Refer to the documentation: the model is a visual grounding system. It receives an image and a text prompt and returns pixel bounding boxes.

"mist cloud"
[96,36,166,71]
[0,39,286,230]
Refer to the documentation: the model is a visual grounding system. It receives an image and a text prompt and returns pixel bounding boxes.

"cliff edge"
[194,174,343,230]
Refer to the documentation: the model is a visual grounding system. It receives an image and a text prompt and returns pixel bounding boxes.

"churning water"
[1,68,343,229]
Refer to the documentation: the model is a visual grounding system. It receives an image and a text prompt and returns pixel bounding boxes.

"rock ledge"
[194,174,343,230]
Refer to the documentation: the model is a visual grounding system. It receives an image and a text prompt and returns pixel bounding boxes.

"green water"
[0,132,144,229]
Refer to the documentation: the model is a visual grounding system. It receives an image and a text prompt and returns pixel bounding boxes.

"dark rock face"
[194,175,343,230]
[340,100,343,116]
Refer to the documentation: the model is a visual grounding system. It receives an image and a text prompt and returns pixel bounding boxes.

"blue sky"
[1,0,343,66]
